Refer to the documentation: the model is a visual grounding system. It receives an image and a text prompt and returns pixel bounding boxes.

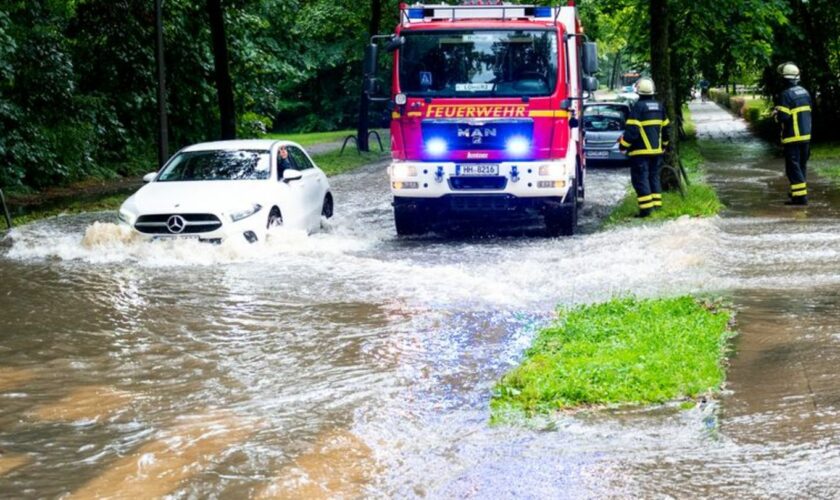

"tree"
[207,0,237,139]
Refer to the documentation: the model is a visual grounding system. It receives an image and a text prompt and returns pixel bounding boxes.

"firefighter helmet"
[636,77,656,95]
[777,62,801,81]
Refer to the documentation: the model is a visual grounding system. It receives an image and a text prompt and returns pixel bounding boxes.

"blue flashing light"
[408,8,424,20]
[506,136,531,157]
[534,7,552,18]
[427,138,448,157]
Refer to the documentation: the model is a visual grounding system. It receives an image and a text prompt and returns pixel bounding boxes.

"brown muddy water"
[1,102,839,497]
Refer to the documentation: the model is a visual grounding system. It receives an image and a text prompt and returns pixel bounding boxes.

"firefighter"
[619,77,671,217]
[774,63,813,206]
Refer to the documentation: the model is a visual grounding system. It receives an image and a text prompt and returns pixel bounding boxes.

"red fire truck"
[370,1,598,236]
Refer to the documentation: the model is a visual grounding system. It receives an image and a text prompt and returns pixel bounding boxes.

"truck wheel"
[394,208,426,236]
[576,159,585,207]
[546,185,578,237]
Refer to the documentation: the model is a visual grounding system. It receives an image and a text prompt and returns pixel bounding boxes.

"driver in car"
[277,146,293,178]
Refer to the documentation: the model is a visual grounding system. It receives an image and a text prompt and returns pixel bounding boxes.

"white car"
[118,140,333,243]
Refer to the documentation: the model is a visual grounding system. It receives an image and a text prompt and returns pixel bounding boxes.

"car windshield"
[157,150,271,182]
[584,106,627,132]
[399,29,559,97]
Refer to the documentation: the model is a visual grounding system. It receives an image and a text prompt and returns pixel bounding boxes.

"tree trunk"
[207,0,236,140]
[609,50,622,91]
[357,0,384,153]
[649,0,677,156]
[154,0,169,167]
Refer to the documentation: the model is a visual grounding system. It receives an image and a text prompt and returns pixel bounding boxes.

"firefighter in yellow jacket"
[619,77,671,218]
[774,63,813,206]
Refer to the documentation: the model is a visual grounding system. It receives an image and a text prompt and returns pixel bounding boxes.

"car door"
[287,146,324,230]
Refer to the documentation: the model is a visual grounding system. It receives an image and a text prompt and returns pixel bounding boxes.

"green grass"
[491,296,735,417]
[311,148,390,176]
[10,193,125,226]
[5,146,389,228]
[604,107,723,227]
[810,142,840,182]
[264,129,355,146]
[264,129,388,147]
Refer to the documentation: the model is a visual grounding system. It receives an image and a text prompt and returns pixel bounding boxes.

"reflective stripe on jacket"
[619,98,670,156]
[775,85,812,144]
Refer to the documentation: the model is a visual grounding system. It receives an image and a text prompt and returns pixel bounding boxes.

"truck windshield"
[399,29,559,98]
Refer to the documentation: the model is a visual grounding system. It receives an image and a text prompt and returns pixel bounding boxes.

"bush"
[237,112,274,139]
[729,97,746,116]
[744,106,762,124]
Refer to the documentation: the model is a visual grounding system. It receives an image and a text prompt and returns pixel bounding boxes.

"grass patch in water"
[604,107,723,227]
[491,296,735,417]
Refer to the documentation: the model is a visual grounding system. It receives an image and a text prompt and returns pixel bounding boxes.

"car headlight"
[230,204,262,222]
[118,208,136,226]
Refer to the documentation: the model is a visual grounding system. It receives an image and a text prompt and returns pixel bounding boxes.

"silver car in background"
[583,102,632,165]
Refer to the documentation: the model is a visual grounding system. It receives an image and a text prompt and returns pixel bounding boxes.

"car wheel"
[267,207,283,229]
[321,193,334,219]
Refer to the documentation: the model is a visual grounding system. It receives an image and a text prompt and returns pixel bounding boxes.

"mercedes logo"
[167,215,186,234]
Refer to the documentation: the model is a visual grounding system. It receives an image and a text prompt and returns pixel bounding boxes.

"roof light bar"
[401,4,557,24]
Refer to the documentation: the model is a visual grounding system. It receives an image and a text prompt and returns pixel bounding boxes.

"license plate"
[153,235,199,241]
[586,150,609,158]
[459,164,499,176]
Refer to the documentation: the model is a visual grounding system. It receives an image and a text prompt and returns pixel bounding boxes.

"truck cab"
[384,2,598,236]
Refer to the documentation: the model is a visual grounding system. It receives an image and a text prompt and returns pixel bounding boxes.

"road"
[1,102,839,497]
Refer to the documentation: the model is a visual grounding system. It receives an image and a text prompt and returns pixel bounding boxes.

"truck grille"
[134,213,223,235]
[448,195,517,212]
[449,176,508,190]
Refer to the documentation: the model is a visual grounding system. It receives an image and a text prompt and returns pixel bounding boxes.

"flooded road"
[1,101,840,497]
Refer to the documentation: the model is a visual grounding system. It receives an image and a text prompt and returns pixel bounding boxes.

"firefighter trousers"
[630,155,663,213]
[784,142,810,200]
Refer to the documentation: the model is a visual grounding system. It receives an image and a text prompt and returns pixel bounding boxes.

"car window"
[583,106,628,132]
[287,147,313,170]
[158,150,271,182]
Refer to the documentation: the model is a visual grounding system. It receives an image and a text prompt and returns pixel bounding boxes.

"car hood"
[129,180,272,214]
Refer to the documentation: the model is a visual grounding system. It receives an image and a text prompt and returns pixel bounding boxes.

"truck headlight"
[539,164,567,177]
[230,204,262,222]
[392,164,417,178]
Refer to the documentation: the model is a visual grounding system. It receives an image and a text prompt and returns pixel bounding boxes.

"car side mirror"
[143,172,157,183]
[583,76,599,93]
[283,169,303,182]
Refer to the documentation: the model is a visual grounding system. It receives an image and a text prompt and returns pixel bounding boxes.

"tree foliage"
[0,0,400,191]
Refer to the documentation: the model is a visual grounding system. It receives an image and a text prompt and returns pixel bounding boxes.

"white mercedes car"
[118,140,333,243]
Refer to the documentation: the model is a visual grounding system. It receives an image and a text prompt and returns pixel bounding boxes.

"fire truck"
[368,1,598,236]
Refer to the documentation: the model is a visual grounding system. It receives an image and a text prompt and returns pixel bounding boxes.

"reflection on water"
[1,107,840,497]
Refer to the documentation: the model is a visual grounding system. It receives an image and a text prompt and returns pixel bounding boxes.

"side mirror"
[143,172,157,183]
[560,98,572,110]
[583,76,599,93]
[582,42,599,75]
[283,169,303,182]
[363,43,378,76]
[385,36,405,53]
